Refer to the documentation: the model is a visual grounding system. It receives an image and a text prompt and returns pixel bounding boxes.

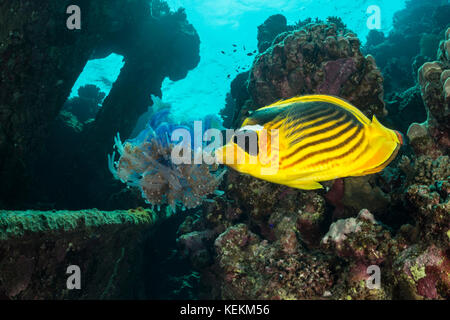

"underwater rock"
[365,30,385,48]
[321,209,404,299]
[248,23,385,121]
[340,176,390,219]
[416,28,450,155]
[363,0,450,95]
[407,123,442,158]
[218,170,326,248]
[322,209,394,265]
[221,71,250,128]
[394,245,449,300]
[225,17,384,129]
[399,155,450,187]
[257,14,289,53]
[405,178,450,246]
[62,85,105,123]
[0,0,200,209]
[385,86,427,135]
[213,224,333,299]
[0,208,163,299]
[177,230,215,269]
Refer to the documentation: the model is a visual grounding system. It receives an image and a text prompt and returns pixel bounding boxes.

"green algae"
[410,265,426,282]
[0,208,160,241]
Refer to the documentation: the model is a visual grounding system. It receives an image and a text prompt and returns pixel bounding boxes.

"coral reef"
[223,19,386,128]
[1,1,449,301]
[0,208,166,299]
[256,14,288,53]
[363,0,450,95]
[179,12,449,301]
[384,86,427,135]
[222,72,250,128]
[213,223,333,299]
[412,28,450,155]
[249,23,385,119]
[393,245,449,300]
[174,169,333,299]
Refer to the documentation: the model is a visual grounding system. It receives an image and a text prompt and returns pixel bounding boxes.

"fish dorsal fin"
[370,115,387,130]
[242,104,288,126]
[302,95,370,125]
[257,96,313,109]
[242,96,321,126]
[243,95,370,127]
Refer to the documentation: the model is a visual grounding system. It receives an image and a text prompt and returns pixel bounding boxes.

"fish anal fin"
[285,180,323,190]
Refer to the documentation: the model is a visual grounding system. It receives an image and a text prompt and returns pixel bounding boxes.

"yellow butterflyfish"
[215,95,403,190]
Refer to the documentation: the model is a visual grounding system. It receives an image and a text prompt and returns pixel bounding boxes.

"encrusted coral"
[413,28,450,155]
[363,0,450,95]
[405,180,449,246]
[0,208,158,299]
[248,23,386,120]
[213,223,333,299]
[176,14,449,301]
[399,155,450,185]
[394,245,449,299]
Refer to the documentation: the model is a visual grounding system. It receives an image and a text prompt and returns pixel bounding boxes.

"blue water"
[71,0,406,124]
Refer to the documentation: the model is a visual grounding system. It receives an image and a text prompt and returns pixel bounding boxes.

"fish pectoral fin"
[286,180,323,190]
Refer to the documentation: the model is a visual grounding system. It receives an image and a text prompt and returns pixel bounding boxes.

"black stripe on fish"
[290,113,357,143]
[284,120,361,159]
[283,124,363,169]
[285,109,344,138]
[286,102,335,122]
[284,106,337,131]
[309,130,366,168]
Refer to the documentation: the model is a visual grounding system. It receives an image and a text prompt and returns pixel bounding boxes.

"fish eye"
[233,130,259,156]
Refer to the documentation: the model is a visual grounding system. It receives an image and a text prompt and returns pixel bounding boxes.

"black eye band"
[233,130,259,156]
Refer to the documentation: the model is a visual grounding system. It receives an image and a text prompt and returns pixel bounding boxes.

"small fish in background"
[247,53,253,56]
[232,44,237,47]
[216,95,403,190]
[221,50,225,54]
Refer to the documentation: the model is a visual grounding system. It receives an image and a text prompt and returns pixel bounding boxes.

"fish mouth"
[214,143,246,167]
[214,145,228,165]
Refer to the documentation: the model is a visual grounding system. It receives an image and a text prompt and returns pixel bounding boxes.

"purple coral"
[317,58,357,95]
